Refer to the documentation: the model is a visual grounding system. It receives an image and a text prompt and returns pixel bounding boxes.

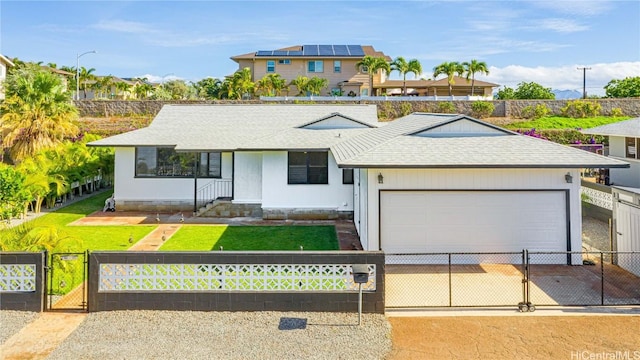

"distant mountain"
[553,89,582,99]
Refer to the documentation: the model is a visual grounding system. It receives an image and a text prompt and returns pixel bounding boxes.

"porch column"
[193,153,199,215]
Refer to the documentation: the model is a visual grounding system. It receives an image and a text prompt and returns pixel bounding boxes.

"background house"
[583,117,640,187]
[231,45,392,96]
[378,76,498,98]
[0,54,15,99]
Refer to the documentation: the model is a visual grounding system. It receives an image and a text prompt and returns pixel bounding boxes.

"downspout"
[193,153,199,215]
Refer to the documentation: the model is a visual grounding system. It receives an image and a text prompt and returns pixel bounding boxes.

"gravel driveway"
[45,311,391,360]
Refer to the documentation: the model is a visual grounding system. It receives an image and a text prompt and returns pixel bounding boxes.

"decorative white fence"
[581,186,613,210]
[0,264,36,292]
[99,263,376,292]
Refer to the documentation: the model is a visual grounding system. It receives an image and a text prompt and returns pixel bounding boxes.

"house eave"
[337,163,631,169]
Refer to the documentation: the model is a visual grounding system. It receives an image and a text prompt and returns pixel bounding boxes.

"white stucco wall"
[362,168,582,256]
[261,151,354,211]
[609,136,640,187]
[233,152,263,203]
[113,147,233,203]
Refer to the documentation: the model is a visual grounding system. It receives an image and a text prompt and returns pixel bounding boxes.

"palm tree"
[306,76,329,96]
[115,81,132,99]
[0,64,79,163]
[78,66,96,99]
[256,74,288,97]
[433,61,465,96]
[289,76,309,96]
[230,67,254,99]
[355,56,390,96]
[462,60,490,96]
[134,83,153,99]
[390,57,423,96]
[92,75,113,99]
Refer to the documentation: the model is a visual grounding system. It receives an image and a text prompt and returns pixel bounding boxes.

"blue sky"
[2,0,639,95]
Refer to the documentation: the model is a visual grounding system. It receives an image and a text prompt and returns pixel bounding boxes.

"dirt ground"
[387,315,640,360]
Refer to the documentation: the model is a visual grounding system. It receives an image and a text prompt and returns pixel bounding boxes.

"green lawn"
[160,225,339,251]
[506,116,630,130]
[1,191,155,252]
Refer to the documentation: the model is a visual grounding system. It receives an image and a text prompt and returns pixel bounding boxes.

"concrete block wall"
[0,252,46,312]
[89,251,385,313]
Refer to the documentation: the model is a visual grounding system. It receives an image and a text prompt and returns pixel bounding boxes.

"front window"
[266,60,275,73]
[278,59,291,65]
[135,147,221,177]
[342,169,354,184]
[307,60,324,73]
[288,151,328,184]
[625,137,637,159]
[334,60,341,73]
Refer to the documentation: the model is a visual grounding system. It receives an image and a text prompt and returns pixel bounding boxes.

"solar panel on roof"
[347,45,364,56]
[289,50,303,56]
[303,45,319,56]
[256,51,273,56]
[334,45,349,56]
[319,45,333,56]
[273,50,287,56]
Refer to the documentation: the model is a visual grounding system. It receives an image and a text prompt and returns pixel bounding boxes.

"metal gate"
[47,251,88,311]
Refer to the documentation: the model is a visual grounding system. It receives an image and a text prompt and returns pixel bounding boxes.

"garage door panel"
[381,191,567,255]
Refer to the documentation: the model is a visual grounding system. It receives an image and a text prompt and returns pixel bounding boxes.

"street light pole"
[76,50,97,100]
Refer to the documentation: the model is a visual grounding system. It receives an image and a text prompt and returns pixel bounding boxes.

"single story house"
[582,117,640,187]
[89,104,628,261]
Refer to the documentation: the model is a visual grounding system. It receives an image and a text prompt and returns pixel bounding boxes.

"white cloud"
[479,61,640,96]
[530,0,613,17]
[538,18,588,33]
[92,20,159,34]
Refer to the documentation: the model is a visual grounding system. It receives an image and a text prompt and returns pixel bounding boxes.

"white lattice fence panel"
[581,186,613,210]
[99,263,376,292]
[0,264,36,292]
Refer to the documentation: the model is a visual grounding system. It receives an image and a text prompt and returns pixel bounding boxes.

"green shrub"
[400,102,413,116]
[520,104,550,119]
[561,100,602,118]
[470,101,495,118]
[514,128,607,145]
[377,102,393,120]
[610,107,624,117]
[436,101,456,114]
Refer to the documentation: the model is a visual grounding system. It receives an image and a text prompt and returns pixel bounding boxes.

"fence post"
[448,253,452,307]
[600,252,604,306]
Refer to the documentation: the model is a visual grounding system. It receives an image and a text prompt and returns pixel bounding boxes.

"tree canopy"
[604,76,640,98]
[495,81,555,100]
[1,64,79,163]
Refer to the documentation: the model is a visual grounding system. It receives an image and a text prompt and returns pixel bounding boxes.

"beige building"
[231,45,498,98]
[231,45,392,96]
[0,54,15,99]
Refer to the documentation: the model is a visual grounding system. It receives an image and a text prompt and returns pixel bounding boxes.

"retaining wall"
[75,99,640,118]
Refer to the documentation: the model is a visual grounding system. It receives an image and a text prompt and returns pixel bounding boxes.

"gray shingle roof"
[88,104,380,151]
[332,113,629,169]
[581,117,640,137]
[89,105,629,169]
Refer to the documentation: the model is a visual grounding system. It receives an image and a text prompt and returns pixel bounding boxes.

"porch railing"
[196,178,232,209]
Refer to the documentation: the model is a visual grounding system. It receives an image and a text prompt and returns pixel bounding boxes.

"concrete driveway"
[387,310,640,360]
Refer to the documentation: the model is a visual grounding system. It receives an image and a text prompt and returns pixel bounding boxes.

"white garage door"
[381,190,568,254]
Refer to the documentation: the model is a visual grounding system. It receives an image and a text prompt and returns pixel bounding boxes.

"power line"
[577,67,592,99]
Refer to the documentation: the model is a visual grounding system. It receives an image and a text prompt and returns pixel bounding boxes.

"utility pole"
[577,67,591,99]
